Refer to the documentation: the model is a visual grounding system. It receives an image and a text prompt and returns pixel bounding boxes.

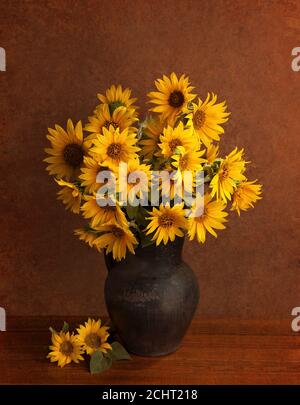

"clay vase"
[104,238,199,356]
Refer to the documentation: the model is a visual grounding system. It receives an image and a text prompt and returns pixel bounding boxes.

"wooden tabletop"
[1,317,300,385]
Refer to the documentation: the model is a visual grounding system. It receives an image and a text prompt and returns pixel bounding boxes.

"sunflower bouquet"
[45,73,262,261]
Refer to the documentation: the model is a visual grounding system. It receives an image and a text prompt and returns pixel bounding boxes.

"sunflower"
[145,203,187,245]
[91,127,140,171]
[81,196,127,228]
[75,227,100,248]
[159,122,196,158]
[231,180,262,215]
[117,159,151,203]
[206,143,220,164]
[47,331,84,368]
[93,221,138,261]
[85,103,137,138]
[185,94,230,147]
[210,147,247,202]
[79,156,113,194]
[55,178,82,214]
[172,147,206,172]
[97,84,138,116]
[139,115,165,159]
[188,193,228,243]
[148,72,196,121]
[76,318,112,355]
[44,119,89,181]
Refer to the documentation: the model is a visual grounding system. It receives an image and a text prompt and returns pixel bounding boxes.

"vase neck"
[135,237,184,264]
[105,237,184,271]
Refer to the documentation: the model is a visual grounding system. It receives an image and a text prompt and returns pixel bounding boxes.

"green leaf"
[108,341,132,361]
[137,122,146,140]
[135,207,149,227]
[126,204,139,220]
[61,321,69,333]
[109,101,124,115]
[90,351,113,374]
[204,174,211,183]
[139,232,154,248]
[151,157,169,171]
[126,205,150,227]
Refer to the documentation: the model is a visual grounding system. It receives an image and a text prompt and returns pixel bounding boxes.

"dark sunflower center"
[107,143,122,159]
[179,156,188,170]
[221,166,229,179]
[59,341,74,356]
[104,205,116,212]
[193,110,206,129]
[104,120,118,130]
[169,138,182,153]
[158,214,174,228]
[85,333,101,349]
[111,226,124,238]
[63,143,84,168]
[168,91,185,108]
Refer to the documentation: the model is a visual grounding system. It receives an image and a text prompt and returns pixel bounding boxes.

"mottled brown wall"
[0,0,299,319]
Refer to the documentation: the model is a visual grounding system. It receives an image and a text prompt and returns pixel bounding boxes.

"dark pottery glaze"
[104,238,199,356]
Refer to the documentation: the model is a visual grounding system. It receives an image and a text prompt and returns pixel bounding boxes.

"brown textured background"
[0,0,299,319]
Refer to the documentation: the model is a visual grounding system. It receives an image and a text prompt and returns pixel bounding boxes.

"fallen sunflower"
[47,331,84,368]
[76,318,112,355]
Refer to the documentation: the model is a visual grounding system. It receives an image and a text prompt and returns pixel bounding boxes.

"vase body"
[104,238,199,356]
